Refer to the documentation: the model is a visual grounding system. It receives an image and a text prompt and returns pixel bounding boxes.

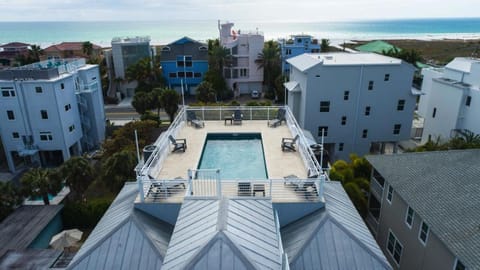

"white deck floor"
[153,120,308,180]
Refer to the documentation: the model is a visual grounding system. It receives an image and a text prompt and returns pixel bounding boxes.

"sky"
[0,0,479,22]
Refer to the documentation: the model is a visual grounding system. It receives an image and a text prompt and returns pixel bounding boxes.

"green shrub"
[62,197,113,229]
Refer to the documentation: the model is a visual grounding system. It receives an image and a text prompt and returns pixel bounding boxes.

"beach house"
[0,58,105,173]
[0,42,30,68]
[285,52,417,161]
[160,37,208,95]
[417,57,480,143]
[67,106,391,269]
[42,42,102,61]
[366,150,480,270]
[279,34,320,77]
[219,21,264,97]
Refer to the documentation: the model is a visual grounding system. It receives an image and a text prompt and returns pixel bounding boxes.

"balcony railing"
[370,176,384,199]
[366,208,381,234]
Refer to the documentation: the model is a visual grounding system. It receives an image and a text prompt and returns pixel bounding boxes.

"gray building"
[366,150,480,270]
[0,59,105,173]
[286,52,417,161]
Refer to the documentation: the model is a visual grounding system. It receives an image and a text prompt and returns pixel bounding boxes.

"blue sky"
[0,0,479,21]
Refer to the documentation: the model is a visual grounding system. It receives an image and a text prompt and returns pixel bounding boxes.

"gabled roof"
[168,36,205,46]
[44,42,101,52]
[0,42,30,48]
[286,54,320,72]
[0,205,63,257]
[68,183,173,270]
[284,81,301,92]
[162,198,282,270]
[445,57,480,73]
[366,150,480,270]
[282,181,391,270]
[355,40,400,54]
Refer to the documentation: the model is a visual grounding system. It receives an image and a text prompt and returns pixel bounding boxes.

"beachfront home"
[0,42,30,67]
[42,42,102,61]
[0,58,105,173]
[417,57,480,143]
[68,106,391,269]
[279,34,320,77]
[285,52,417,161]
[105,36,154,99]
[366,150,480,270]
[160,37,208,95]
[219,21,264,97]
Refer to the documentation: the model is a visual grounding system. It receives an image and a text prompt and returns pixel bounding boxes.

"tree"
[255,40,281,99]
[125,57,153,85]
[21,168,62,205]
[382,47,424,67]
[132,91,154,115]
[82,41,94,58]
[196,81,217,103]
[205,39,230,100]
[28,45,43,63]
[159,88,180,123]
[60,156,94,201]
[320,39,331,52]
[0,182,23,221]
[102,150,137,192]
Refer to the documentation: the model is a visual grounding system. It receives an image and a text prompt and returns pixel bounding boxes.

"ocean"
[0,18,479,48]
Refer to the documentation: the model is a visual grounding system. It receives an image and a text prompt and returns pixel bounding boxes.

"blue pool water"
[198,133,268,180]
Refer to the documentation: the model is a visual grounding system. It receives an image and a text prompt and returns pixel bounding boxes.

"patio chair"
[187,111,204,128]
[238,182,251,196]
[282,134,299,151]
[268,108,286,127]
[232,110,243,125]
[168,135,187,153]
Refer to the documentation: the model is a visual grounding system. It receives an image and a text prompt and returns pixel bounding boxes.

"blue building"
[160,37,208,95]
[279,34,320,77]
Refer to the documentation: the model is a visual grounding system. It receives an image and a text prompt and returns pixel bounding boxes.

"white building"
[418,57,480,144]
[219,21,264,97]
[0,58,105,173]
[286,52,417,160]
[105,36,154,98]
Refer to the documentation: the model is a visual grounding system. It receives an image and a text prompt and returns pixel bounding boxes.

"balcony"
[366,208,381,235]
[370,176,384,200]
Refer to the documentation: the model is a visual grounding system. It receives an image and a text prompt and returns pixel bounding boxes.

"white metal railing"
[188,169,221,198]
[142,179,189,202]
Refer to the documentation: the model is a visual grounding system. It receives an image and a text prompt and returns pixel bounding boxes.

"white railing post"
[216,169,221,198]
[138,176,145,202]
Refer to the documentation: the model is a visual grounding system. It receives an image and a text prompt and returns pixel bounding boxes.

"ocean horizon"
[1,18,479,48]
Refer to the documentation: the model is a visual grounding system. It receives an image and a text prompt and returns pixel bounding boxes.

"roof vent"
[325,56,333,60]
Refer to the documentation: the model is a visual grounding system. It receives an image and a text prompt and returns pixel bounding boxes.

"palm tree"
[320,39,330,52]
[82,41,94,57]
[0,182,23,221]
[102,150,137,192]
[255,40,281,99]
[28,45,43,62]
[125,57,153,84]
[196,81,216,103]
[60,156,94,201]
[21,168,61,205]
[132,91,154,115]
[159,88,180,122]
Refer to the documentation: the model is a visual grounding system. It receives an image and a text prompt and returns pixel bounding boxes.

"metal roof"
[355,40,400,54]
[366,150,480,270]
[445,57,480,73]
[286,54,320,72]
[68,183,173,270]
[162,198,283,270]
[281,181,391,270]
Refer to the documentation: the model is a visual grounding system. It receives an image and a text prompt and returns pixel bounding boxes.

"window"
[338,143,344,151]
[12,132,19,139]
[387,185,393,203]
[35,86,43,93]
[393,124,401,135]
[176,56,184,67]
[64,104,71,111]
[10,90,15,96]
[69,125,75,132]
[384,74,390,81]
[186,72,193,78]
[185,56,192,67]
[60,83,65,90]
[320,101,330,112]
[466,96,471,107]
[286,48,292,55]
[194,72,202,78]
[362,129,368,138]
[405,207,414,228]
[240,68,248,77]
[344,91,349,100]
[7,110,14,120]
[419,221,429,245]
[368,80,374,90]
[397,99,405,111]
[92,77,97,80]
[387,230,403,265]
[454,259,466,270]
[365,106,371,116]
[41,110,48,119]
[432,107,437,118]
[318,126,328,137]
[2,90,9,97]
[178,72,185,78]
[341,116,347,125]
[40,132,53,141]
[169,72,177,78]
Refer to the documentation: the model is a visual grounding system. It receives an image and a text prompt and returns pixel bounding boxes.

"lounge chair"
[232,110,243,125]
[168,135,186,152]
[238,182,251,196]
[268,108,286,127]
[187,111,204,128]
[282,135,299,151]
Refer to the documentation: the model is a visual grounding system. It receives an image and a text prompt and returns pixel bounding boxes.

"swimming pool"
[197,133,268,180]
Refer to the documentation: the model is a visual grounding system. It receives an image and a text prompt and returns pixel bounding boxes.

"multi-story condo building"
[105,36,154,98]
[0,42,30,68]
[285,52,417,161]
[42,42,102,61]
[417,57,480,144]
[160,37,208,95]
[0,58,105,173]
[279,34,320,76]
[67,106,391,269]
[219,21,264,97]
[366,150,479,270]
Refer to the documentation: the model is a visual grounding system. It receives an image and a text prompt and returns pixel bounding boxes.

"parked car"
[251,90,260,99]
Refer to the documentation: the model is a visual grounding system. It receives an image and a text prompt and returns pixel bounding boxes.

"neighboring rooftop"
[0,58,87,80]
[0,42,30,49]
[112,36,151,44]
[44,42,101,52]
[287,52,402,72]
[0,205,63,257]
[0,249,62,270]
[355,40,400,54]
[366,149,480,270]
[445,57,480,73]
